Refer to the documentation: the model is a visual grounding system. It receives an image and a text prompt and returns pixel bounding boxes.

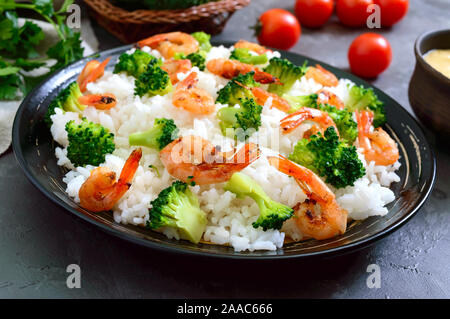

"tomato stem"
[249,20,263,38]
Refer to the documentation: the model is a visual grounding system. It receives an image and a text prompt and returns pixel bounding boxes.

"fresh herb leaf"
[46,25,84,72]
[33,0,54,17]
[56,0,74,14]
[0,0,84,100]
[0,0,16,13]
[0,11,18,54]
[14,58,45,71]
[0,74,22,99]
[0,12,44,59]
[0,60,22,100]
[0,12,15,40]
[17,21,45,58]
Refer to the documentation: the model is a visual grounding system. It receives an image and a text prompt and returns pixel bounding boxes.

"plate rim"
[12,43,437,260]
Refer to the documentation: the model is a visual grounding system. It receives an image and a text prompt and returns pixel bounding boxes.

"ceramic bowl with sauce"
[409,29,450,136]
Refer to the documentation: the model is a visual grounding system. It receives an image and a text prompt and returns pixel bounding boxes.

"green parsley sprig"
[0,0,84,100]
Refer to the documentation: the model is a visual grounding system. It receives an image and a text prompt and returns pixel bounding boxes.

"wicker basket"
[83,0,251,43]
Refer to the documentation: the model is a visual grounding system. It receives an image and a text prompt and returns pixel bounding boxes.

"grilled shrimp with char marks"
[160,135,260,185]
[172,72,215,115]
[268,155,348,240]
[206,58,280,84]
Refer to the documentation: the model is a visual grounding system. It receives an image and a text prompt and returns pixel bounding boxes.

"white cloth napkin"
[0,17,98,155]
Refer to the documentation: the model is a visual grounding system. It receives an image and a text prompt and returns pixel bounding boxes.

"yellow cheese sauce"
[424,49,450,79]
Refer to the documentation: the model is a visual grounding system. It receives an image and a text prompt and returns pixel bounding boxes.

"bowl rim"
[414,28,450,86]
[12,44,437,260]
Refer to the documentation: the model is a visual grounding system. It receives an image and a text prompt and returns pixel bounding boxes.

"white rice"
[51,44,400,252]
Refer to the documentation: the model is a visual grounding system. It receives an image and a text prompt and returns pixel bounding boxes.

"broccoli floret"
[264,57,307,96]
[216,71,259,106]
[147,181,207,244]
[288,127,365,188]
[186,52,206,70]
[113,49,156,78]
[346,85,386,127]
[191,31,212,52]
[217,98,262,141]
[224,173,293,231]
[129,118,179,150]
[318,104,358,144]
[174,51,206,71]
[230,48,268,65]
[45,81,85,127]
[65,118,115,167]
[134,59,172,97]
[282,93,318,113]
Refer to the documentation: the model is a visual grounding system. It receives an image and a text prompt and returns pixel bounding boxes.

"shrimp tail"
[253,71,282,85]
[79,57,110,92]
[118,148,142,186]
[137,34,165,49]
[280,110,314,134]
[356,110,375,151]
[268,155,335,203]
[78,93,117,110]
[103,148,142,205]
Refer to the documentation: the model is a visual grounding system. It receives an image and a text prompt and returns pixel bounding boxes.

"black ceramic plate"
[12,43,436,259]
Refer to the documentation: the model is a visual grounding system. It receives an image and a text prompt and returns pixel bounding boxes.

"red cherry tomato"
[256,9,301,50]
[374,0,409,27]
[336,0,374,27]
[348,33,392,78]
[295,0,334,28]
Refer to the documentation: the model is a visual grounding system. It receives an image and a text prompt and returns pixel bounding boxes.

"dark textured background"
[1,0,449,298]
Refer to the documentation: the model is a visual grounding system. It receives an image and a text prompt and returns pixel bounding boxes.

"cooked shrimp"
[234,40,270,55]
[77,58,110,93]
[251,87,291,112]
[305,64,339,87]
[172,72,215,115]
[280,107,339,136]
[79,148,142,212]
[316,89,345,109]
[160,135,260,185]
[162,58,192,84]
[206,58,280,84]
[234,81,291,112]
[78,93,117,110]
[268,155,347,240]
[356,110,399,166]
[137,32,198,59]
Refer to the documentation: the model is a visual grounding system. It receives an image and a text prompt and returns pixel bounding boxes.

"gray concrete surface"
[1,0,450,298]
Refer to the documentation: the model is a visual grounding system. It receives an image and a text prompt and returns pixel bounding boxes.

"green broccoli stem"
[230,48,268,65]
[251,54,268,65]
[129,130,159,149]
[242,54,268,65]
[248,192,272,211]
[218,107,239,124]
[224,173,293,231]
